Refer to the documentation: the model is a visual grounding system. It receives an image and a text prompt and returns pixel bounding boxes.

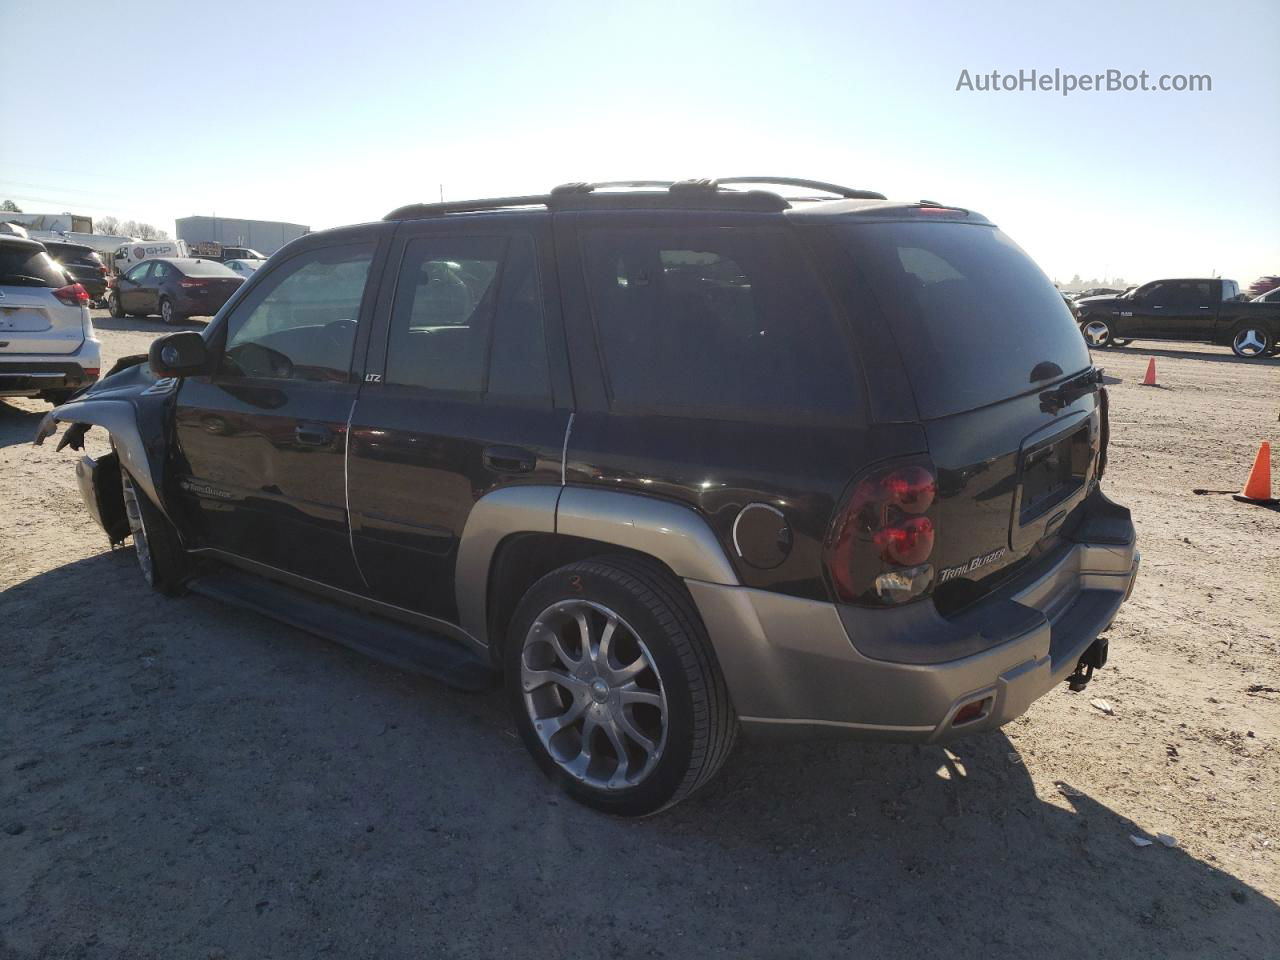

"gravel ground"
[2,313,1278,959]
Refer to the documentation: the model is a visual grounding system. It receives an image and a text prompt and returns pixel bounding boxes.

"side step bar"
[186,570,494,691]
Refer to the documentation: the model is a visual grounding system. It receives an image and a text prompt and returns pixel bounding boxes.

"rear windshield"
[45,246,103,269]
[181,260,239,277]
[0,244,66,287]
[831,221,1090,418]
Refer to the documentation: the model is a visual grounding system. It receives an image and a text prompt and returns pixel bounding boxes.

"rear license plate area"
[1019,424,1089,524]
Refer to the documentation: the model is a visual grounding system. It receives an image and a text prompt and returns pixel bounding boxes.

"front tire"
[121,471,190,595]
[505,556,737,816]
[1230,323,1272,359]
[1080,317,1114,348]
[108,292,125,319]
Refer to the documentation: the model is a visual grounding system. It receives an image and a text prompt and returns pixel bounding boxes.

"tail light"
[180,277,209,289]
[52,283,90,306]
[824,460,939,606]
[99,264,108,276]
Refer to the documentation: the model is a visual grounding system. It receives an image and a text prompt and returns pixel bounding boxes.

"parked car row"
[1076,277,1280,358]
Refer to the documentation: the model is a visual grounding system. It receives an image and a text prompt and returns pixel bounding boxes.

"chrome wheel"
[121,472,155,586]
[1082,319,1112,347]
[1232,327,1268,358]
[161,299,175,325]
[520,599,668,790]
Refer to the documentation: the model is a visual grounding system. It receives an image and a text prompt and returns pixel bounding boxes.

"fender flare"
[455,485,739,650]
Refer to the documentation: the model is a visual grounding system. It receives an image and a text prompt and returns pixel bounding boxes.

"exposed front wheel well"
[485,533,685,670]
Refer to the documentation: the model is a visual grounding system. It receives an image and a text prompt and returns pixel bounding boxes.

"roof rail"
[714,177,886,200]
[383,194,551,221]
[382,177,883,221]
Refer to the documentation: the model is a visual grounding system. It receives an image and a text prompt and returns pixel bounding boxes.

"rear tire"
[505,555,737,816]
[160,298,179,326]
[1229,323,1272,359]
[121,471,190,596]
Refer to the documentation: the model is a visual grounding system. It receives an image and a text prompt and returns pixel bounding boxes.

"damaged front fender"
[33,356,178,524]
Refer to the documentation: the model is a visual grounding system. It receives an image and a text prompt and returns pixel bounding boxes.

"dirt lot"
[2,313,1278,959]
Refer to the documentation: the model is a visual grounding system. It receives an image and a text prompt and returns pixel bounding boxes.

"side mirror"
[149,331,212,378]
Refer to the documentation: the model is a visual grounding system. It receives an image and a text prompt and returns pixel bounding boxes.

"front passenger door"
[118,262,153,314]
[171,238,384,591]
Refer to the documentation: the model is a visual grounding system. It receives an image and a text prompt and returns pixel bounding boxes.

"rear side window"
[832,221,1090,419]
[0,245,65,287]
[580,226,856,419]
[384,233,550,400]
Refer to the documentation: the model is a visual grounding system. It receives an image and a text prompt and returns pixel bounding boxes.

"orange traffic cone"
[1141,358,1158,386]
[1233,441,1276,505]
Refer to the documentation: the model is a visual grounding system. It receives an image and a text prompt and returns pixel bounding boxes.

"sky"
[3,0,1278,285]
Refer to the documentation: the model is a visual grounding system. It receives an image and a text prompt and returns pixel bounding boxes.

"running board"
[185,570,494,691]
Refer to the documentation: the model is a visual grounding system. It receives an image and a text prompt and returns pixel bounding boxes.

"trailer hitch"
[1066,638,1109,692]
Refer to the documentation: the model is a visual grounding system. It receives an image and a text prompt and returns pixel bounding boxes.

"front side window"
[384,233,550,399]
[219,243,373,382]
[581,226,856,419]
[125,262,151,283]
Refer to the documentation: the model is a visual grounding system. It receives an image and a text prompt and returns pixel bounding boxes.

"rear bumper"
[689,493,1139,742]
[0,338,102,397]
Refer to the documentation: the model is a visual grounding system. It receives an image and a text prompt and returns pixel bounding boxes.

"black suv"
[38,178,1139,815]
[41,240,110,304]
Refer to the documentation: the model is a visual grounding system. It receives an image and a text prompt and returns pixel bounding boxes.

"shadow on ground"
[91,315,208,334]
[0,400,48,449]
[2,553,1276,959]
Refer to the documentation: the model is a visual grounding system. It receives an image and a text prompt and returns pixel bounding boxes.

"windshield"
[828,220,1090,419]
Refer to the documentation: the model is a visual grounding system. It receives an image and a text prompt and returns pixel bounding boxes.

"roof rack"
[712,177,886,200]
[382,177,885,221]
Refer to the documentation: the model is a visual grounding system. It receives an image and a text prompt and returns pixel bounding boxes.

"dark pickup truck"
[1076,278,1280,358]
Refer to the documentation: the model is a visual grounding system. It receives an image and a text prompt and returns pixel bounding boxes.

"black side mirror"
[150,331,212,377]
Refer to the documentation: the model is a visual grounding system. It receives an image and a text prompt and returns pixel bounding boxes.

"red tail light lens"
[825,459,939,606]
[180,277,209,289]
[874,516,935,565]
[52,283,90,305]
[883,465,936,514]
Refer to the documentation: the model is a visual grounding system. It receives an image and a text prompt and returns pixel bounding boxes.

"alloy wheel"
[1232,327,1268,358]
[161,300,174,325]
[520,599,668,790]
[120,473,155,586]
[1082,320,1111,347]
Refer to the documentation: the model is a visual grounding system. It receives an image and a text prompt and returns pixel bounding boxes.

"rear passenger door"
[147,261,172,314]
[346,215,571,624]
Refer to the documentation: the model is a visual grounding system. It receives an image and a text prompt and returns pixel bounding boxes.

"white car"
[223,258,262,279]
[1251,286,1280,304]
[0,234,101,405]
